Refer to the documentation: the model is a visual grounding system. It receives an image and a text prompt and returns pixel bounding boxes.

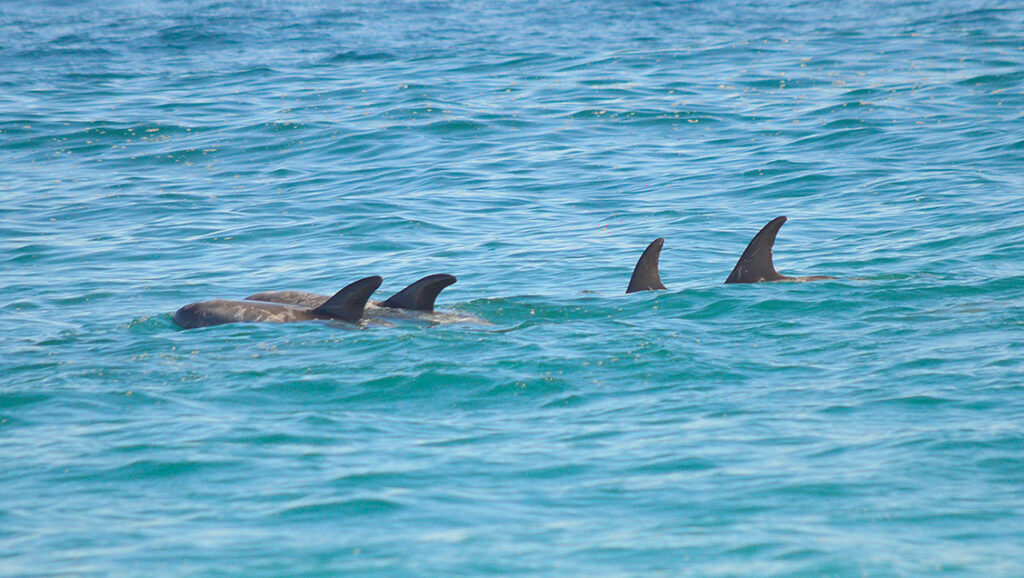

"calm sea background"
[2,0,1023,575]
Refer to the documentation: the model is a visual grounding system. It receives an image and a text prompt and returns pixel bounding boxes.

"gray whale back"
[243,290,327,309]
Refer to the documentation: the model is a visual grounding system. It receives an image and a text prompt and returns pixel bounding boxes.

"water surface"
[2,0,1023,575]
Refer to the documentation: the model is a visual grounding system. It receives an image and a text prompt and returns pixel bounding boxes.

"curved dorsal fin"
[379,274,457,311]
[626,238,667,293]
[312,276,382,321]
[725,216,788,284]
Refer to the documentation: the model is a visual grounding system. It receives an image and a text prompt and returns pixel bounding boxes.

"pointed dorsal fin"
[379,274,457,312]
[626,238,667,293]
[312,276,382,321]
[725,216,788,284]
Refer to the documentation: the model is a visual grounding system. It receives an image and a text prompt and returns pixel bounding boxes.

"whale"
[173,276,382,329]
[725,216,836,283]
[246,273,485,324]
[626,237,667,293]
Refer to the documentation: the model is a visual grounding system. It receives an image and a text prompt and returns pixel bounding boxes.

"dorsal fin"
[379,274,457,311]
[312,276,382,321]
[626,238,667,293]
[725,216,789,284]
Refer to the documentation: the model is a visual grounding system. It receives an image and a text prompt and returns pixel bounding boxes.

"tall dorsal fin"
[626,238,667,293]
[312,276,382,321]
[725,216,788,284]
[379,274,457,312]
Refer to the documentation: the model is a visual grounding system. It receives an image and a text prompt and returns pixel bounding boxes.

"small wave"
[0,391,53,410]
[154,24,241,49]
[276,498,402,520]
[789,126,884,147]
[110,458,233,480]
[322,50,396,64]
[874,394,952,409]
[740,77,832,90]
[423,119,488,133]
[567,108,717,124]
[958,71,1023,88]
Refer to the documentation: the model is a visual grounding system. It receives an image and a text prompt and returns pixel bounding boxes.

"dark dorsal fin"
[626,238,667,293]
[312,276,382,322]
[725,216,789,284]
[379,274,457,312]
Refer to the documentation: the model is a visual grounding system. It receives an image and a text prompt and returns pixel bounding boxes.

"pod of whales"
[248,273,457,312]
[173,274,470,329]
[173,276,383,329]
[172,216,835,328]
[623,215,836,293]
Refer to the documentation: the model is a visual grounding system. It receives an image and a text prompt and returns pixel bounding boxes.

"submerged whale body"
[724,216,836,283]
[173,276,382,329]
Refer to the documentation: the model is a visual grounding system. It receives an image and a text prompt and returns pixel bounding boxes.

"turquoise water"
[3,0,1023,574]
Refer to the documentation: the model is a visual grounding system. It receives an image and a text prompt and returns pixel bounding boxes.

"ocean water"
[2,0,1023,574]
